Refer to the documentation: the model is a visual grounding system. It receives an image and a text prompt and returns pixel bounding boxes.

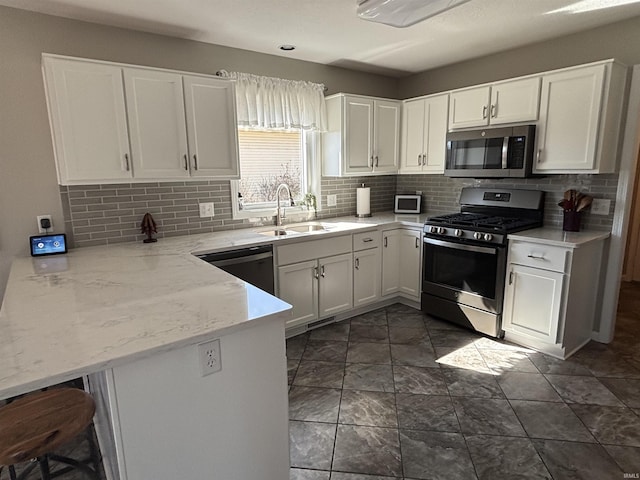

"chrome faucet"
[275,183,294,227]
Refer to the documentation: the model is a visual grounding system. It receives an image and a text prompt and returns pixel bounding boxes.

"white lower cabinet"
[353,231,382,307]
[503,264,564,343]
[381,228,422,300]
[276,235,353,329]
[502,236,606,359]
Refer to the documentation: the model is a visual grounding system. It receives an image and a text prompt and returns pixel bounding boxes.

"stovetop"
[426,212,541,233]
[423,187,545,246]
[424,213,542,245]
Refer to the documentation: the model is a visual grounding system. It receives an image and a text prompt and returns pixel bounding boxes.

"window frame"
[230,128,322,220]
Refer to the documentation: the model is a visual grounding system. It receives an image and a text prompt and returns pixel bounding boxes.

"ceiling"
[3,0,640,77]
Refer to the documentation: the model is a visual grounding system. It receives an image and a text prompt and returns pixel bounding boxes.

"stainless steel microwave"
[445,125,536,178]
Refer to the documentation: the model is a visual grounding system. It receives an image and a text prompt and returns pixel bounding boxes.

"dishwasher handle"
[207,251,273,268]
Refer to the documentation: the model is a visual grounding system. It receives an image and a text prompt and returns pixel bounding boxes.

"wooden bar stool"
[0,388,100,480]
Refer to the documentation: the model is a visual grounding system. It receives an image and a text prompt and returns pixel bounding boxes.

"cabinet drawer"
[277,235,352,265]
[509,241,569,272]
[353,230,380,251]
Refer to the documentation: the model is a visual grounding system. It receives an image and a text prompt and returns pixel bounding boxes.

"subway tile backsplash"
[61,173,617,248]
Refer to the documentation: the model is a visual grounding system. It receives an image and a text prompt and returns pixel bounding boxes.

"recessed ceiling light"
[279,45,296,51]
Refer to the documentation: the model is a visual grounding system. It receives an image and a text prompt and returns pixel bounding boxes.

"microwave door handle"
[502,136,510,169]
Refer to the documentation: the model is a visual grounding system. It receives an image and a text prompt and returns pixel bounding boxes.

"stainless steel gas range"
[421,187,545,337]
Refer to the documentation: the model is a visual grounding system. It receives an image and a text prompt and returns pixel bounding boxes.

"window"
[231,128,320,219]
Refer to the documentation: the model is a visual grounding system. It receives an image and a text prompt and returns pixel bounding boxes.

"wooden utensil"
[576,195,593,212]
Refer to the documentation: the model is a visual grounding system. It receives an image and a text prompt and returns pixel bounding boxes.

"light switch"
[327,194,337,207]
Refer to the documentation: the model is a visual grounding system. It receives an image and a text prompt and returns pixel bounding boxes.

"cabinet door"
[344,97,374,174]
[490,77,540,125]
[183,76,240,178]
[318,253,353,318]
[398,229,422,298]
[381,230,401,296]
[534,65,605,172]
[277,261,318,329]
[373,100,400,173]
[423,94,449,174]
[43,58,132,184]
[124,68,190,179]
[503,264,564,343]
[401,99,426,173]
[353,248,381,307]
[448,86,490,129]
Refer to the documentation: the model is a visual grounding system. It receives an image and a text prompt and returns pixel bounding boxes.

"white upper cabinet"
[322,94,400,176]
[448,77,540,130]
[42,55,240,184]
[401,94,448,174]
[534,61,626,174]
[43,57,132,184]
[124,68,190,179]
[449,86,490,130]
[183,76,240,178]
[373,99,401,173]
[490,77,540,125]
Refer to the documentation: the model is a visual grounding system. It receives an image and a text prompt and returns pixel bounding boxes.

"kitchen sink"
[285,224,328,233]
[257,229,293,237]
[255,222,333,237]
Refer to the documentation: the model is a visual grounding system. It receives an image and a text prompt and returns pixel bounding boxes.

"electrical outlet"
[198,339,221,376]
[36,215,53,233]
[591,198,611,215]
[327,194,337,207]
[199,202,215,218]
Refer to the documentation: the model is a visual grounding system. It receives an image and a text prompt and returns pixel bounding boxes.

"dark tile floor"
[288,282,640,480]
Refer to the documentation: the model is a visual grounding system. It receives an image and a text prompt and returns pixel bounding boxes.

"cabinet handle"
[537,149,542,163]
[509,271,513,285]
[363,238,373,243]
[422,153,427,166]
[313,266,319,279]
[418,154,422,165]
[375,156,379,167]
[124,153,130,171]
[384,236,388,248]
[183,154,188,171]
[415,237,420,248]
[527,254,545,259]
[482,105,488,119]
[193,154,199,170]
[370,156,374,168]
[490,104,497,118]
[320,265,325,277]
[355,258,360,270]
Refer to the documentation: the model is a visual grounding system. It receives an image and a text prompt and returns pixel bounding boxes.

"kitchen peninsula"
[0,236,293,480]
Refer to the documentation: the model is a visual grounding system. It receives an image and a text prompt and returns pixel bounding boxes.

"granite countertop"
[0,212,429,400]
[507,227,611,247]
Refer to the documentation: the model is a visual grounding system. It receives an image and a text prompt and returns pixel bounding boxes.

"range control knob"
[473,232,483,240]
[483,233,493,241]
[437,227,446,235]
[454,229,463,237]
[429,226,438,234]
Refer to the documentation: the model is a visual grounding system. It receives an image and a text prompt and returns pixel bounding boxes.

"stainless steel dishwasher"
[196,245,275,295]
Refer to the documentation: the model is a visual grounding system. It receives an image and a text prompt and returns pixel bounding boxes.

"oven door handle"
[423,236,498,255]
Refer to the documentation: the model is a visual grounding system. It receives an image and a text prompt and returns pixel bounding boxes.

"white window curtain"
[218,70,327,131]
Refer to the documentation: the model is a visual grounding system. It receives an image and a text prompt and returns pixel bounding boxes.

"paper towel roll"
[356,186,371,217]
